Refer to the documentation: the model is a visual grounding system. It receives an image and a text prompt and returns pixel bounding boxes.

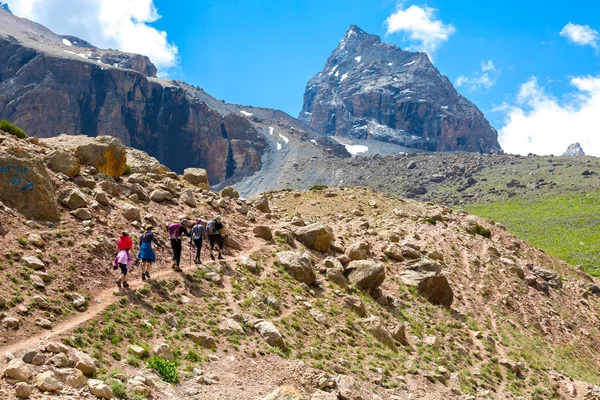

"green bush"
[0,120,28,139]
[107,379,127,399]
[147,356,179,383]
[467,224,492,238]
[122,164,132,176]
[309,184,328,191]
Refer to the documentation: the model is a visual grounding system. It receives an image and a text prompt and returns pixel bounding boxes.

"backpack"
[206,220,218,236]
[191,224,204,239]
[167,223,181,239]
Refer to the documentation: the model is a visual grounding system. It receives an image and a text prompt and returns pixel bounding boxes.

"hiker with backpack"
[138,225,164,280]
[191,218,207,264]
[207,216,225,260]
[114,231,133,288]
[167,220,191,271]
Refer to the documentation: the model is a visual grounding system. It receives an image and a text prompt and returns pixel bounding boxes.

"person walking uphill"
[191,218,207,264]
[167,220,190,271]
[114,231,133,288]
[207,216,225,260]
[138,225,164,280]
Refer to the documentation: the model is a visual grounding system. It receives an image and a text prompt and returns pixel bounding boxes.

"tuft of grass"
[147,356,179,383]
[309,184,328,191]
[0,120,28,139]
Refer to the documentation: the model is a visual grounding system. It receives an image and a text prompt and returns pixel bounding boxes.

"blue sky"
[8,0,600,155]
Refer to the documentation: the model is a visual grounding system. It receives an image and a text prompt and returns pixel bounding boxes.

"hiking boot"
[145,272,151,279]
[116,280,122,288]
[210,254,215,261]
[142,273,146,281]
[218,254,224,260]
[174,265,183,272]
[123,281,130,288]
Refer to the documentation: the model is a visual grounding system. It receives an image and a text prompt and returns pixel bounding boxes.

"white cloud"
[499,76,600,156]
[385,4,455,55]
[456,60,499,91]
[560,23,599,49]
[7,0,178,74]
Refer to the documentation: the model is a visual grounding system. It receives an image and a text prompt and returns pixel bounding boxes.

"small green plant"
[147,356,179,383]
[424,218,437,225]
[467,224,492,238]
[107,378,127,399]
[122,164,132,176]
[17,236,28,246]
[309,184,328,191]
[0,120,28,139]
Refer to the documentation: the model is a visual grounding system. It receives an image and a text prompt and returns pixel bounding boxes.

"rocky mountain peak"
[0,2,11,14]
[562,142,585,156]
[300,26,502,154]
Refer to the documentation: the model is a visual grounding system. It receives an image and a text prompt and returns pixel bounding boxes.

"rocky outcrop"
[562,143,585,157]
[401,259,453,308]
[300,25,502,154]
[277,251,316,285]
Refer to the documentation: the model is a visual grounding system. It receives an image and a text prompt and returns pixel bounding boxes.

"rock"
[127,173,146,184]
[294,223,335,252]
[277,251,316,285]
[72,207,92,220]
[383,243,404,261]
[311,390,337,400]
[58,189,88,210]
[533,267,563,289]
[73,175,96,189]
[238,256,258,272]
[34,370,61,392]
[249,194,271,213]
[121,203,142,222]
[220,186,240,199]
[346,260,386,292]
[22,255,45,270]
[326,268,348,289]
[402,246,423,260]
[401,259,453,308]
[153,343,174,361]
[44,150,80,178]
[129,183,149,201]
[184,331,216,349]
[30,274,45,289]
[97,181,118,199]
[30,354,46,366]
[150,189,173,202]
[14,382,32,399]
[36,318,52,329]
[0,146,60,221]
[183,168,209,187]
[4,359,31,382]
[346,241,370,261]
[45,342,69,354]
[27,233,45,248]
[55,367,87,388]
[337,375,363,400]
[72,293,86,309]
[34,271,51,283]
[364,316,397,351]
[324,257,344,271]
[181,188,197,207]
[337,254,351,266]
[74,351,97,376]
[127,376,152,396]
[21,350,38,364]
[0,295,6,307]
[263,386,303,400]
[218,318,245,335]
[126,148,166,174]
[88,379,114,399]
[49,352,71,367]
[499,359,523,374]
[273,228,296,247]
[255,321,286,350]
[343,296,366,316]
[253,225,273,240]
[390,324,408,344]
[129,345,146,357]
[93,190,110,206]
[525,274,550,295]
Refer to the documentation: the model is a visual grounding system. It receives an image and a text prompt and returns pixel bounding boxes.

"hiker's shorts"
[119,263,128,275]
[209,235,224,250]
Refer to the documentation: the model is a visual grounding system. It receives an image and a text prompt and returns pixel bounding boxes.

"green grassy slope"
[467,191,600,277]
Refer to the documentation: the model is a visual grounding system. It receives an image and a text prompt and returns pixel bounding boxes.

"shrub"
[0,120,28,139]
[107,378,127,399]
[309,184,328,191]
[467,224,491,238]
[122,164,132,176]
[147,356,179,383]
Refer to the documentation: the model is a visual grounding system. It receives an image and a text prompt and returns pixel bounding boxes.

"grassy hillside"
[467,191,600,277]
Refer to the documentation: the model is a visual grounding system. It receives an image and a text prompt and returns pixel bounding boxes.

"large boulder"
[126,148,166,174]
[184,331,216,349]
[3,359,32,382]
[88,379,114,399]
[150,189,173,202]
[220,186,240,199]
[34,370,61,392]
[58,189,87,210]
[45,150,80,178]
[401,259,453,308]
[346,241,370,261]
[347,260,385,292]
[183,168,209,187]
[0,147,60,221]
[180,188,197,207]
[277,251,316,285]
[263,386,303,400]
[533,267,563,289]
[122,203,142,222]
[364,316,397,352]
[55,368,87,389]
[41,135,127,177]
[294,223,335,252]
[337,375,363,400]
[74,351,97,376]
[255,321,286,350]
[249,194,271,213]
[153,343,174,361]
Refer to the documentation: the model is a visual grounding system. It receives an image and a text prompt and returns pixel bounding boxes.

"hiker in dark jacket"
[207,216,225,260]
[166,220,190,271]
[191,218,207,264]
[138,225,164,280]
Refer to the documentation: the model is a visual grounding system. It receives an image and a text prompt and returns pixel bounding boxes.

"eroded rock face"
[299,25,502,154]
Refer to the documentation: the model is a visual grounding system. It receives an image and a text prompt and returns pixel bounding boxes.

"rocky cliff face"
[300,25,502,154]
[0,10,269,184]
[563,143,585,157]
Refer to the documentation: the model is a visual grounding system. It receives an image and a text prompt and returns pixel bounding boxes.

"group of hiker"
[113,216,226,288]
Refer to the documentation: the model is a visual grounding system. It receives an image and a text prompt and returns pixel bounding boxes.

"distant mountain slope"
[0,9,348,185]
[300,25,502,154]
